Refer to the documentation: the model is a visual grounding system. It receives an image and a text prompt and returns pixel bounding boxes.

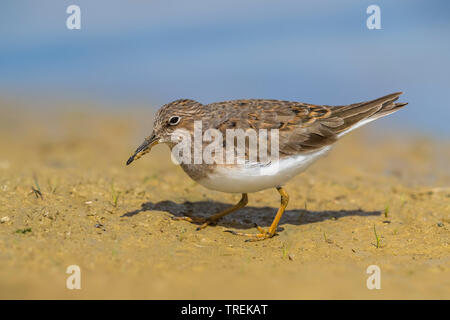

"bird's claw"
[172,216,219,231]
[224,223,276,241]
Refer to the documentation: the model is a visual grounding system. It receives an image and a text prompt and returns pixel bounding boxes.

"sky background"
[1,0,449,136]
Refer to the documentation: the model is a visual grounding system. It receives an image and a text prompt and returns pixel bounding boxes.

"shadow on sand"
[122,200,381,231]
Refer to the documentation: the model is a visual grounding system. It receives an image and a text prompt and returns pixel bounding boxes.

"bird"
[126,92,407,241]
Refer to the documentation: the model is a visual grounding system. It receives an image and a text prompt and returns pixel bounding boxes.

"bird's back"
[205,93,407,156]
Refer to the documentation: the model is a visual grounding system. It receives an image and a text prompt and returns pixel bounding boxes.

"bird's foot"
[224,224,276,242]
[171,216,219,231]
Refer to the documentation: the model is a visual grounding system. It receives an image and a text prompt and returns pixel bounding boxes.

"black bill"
[126,134,158,165]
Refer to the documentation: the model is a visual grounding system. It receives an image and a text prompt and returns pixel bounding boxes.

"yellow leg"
[225,187,289,241]
[173,194,248,231]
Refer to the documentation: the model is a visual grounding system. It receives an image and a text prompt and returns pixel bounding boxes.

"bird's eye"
[168,116,181,125]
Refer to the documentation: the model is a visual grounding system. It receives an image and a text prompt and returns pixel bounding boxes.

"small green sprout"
[281,242,288,259]
[110,182,121,207]
[374,224,382,248]
[15,228,32,234]
[31,175,43,199]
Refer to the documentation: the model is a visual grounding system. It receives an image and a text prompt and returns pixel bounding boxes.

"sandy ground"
[0,102,449,299]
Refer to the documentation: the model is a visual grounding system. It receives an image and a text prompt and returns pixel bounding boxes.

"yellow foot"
[224,224,277,242]
[172,193,249,232]
[171,216,219,231]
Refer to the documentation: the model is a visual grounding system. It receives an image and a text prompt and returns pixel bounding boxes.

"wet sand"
[0,103,449,299]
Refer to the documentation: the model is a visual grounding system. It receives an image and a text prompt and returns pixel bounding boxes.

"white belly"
[197,146,331,193]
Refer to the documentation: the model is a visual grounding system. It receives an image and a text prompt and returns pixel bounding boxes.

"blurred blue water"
[0,0,449,136]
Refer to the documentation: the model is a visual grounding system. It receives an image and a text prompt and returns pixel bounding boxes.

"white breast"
[197,146,331,193]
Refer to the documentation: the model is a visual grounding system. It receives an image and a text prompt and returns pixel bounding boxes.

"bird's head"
[126,99,203,165]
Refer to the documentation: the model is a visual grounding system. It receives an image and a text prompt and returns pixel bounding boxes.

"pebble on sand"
[1,216,10,223]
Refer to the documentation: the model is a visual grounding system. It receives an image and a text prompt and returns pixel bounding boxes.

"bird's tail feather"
[330,92,407,137]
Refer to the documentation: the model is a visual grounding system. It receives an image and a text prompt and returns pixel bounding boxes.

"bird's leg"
[225,187,289,241]
[196,193,248,230]
[173,193,248,231]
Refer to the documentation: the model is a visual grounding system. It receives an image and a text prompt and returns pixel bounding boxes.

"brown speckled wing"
[207,92,407,156]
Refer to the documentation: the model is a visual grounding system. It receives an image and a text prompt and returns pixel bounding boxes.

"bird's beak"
[126,134,159,165]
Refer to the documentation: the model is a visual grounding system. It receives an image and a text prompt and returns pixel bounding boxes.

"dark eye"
[168,116,181,125]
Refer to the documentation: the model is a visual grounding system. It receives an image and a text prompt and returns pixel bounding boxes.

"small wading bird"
[127,92,407,241]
